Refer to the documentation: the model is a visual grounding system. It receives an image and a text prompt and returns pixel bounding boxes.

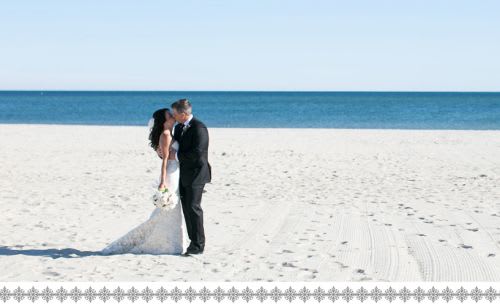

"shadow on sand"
[0,246,103,259]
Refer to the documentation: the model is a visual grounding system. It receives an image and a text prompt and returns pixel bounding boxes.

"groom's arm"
[177,124,209,167]
[173,123,182,142]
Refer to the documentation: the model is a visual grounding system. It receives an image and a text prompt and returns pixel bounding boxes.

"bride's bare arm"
[159,133,172,189]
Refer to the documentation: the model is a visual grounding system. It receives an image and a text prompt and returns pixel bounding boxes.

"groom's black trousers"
[179,183,205,250]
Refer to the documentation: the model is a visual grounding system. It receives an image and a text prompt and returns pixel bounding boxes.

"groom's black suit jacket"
[173,116,212,187]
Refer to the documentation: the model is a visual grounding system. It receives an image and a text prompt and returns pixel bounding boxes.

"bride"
[101,108,188,255]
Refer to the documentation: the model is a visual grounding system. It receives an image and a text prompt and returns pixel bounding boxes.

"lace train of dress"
[101,160,188,255]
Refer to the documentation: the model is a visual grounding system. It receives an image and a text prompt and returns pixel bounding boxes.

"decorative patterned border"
[0,285,498,303]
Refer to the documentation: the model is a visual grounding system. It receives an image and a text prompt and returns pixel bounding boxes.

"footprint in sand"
[334,261,349,269]
[282,262,296,268]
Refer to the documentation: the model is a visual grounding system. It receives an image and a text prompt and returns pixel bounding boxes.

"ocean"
[0,91,499,129]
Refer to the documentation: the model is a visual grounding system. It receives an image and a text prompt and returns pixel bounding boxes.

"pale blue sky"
[1,0,499,91]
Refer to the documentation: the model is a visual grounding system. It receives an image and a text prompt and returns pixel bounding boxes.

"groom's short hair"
[171,99,192,115]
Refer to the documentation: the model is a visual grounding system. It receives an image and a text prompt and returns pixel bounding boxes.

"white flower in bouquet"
[152,188,176,210]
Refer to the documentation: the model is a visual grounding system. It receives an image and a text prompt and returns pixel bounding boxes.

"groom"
[171,99,212,255]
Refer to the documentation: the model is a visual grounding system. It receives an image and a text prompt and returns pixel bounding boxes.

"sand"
[0,124,499,282]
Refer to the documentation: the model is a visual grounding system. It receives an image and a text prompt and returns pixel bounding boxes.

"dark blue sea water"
[0,91,499,129]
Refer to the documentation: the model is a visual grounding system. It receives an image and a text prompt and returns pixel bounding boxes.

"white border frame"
[0,282,498,303]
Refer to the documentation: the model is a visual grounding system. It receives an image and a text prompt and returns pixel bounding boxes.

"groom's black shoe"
[183,247,204,256]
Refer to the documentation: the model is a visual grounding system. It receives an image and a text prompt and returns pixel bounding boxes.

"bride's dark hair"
[148,108,171,151]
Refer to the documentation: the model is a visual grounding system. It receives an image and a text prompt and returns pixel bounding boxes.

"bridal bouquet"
[152,188,176,210]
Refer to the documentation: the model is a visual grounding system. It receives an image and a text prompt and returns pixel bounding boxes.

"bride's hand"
[158,182,167,191]
[156,147,162,158]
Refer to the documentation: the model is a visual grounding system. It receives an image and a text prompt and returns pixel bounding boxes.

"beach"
[0,124,499,281]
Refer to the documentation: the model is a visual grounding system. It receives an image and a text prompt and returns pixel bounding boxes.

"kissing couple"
[102,98,212,256]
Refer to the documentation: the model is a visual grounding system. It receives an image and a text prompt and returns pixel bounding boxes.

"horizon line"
[1,89,500,93]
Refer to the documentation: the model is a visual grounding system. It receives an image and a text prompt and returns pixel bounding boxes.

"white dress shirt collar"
[183,114,193,126]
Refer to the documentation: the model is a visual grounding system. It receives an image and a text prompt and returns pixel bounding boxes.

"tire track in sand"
[404,217,498,280]
[314,212,419,281]
[200,197,293,280]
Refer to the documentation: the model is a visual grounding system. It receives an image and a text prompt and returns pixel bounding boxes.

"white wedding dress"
[101,157,188,255]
